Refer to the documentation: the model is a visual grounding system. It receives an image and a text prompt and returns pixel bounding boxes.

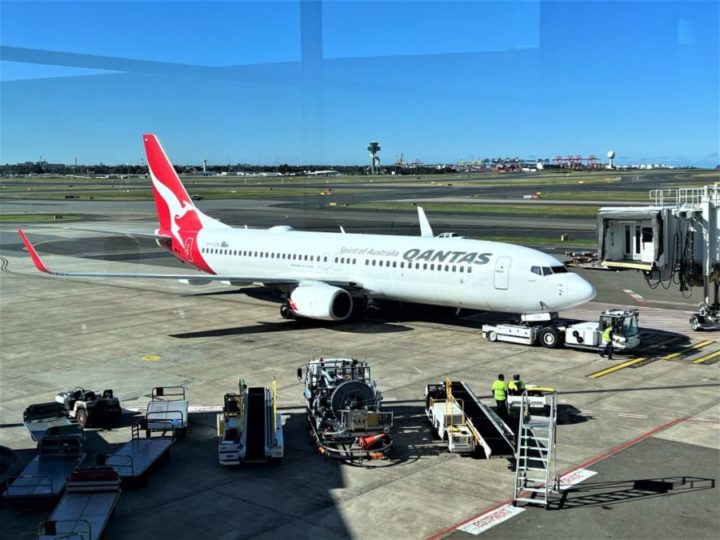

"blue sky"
[1,0,718,167]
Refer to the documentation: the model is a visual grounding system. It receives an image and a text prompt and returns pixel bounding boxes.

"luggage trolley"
[145,386,189,438]
[102,419,174,485]
[23,402,78,442]
[4,433,85,500]
[37,467,121,540]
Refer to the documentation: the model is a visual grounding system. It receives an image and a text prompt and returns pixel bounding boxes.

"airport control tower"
[368,142,381,175]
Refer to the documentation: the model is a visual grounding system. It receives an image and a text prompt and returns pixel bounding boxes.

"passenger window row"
[365,259,472,273]
[200,247,473,273]
[201,248,329,263]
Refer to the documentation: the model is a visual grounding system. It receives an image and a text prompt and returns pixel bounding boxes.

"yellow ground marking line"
[142,355,161,361]
[588,357,647,379]
[692,349,720,364]
[663,339,715,360]
[587,337,685,379]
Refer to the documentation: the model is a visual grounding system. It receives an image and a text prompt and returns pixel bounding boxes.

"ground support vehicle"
[217,378,284,465]
[55,387,121,428]
[37,467,121,540]
[482,308,640,352]
[101,420,174,485]
[689,302,720,331]
[298,358,393,462]
[506,385,555,417]
[4,433,85,500]
[23,402,79,442]
[425,380,515,458]
[145,386,188,437]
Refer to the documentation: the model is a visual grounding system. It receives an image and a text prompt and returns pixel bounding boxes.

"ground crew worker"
[600,326,614,359]
[507,374,525,396]
[492,374,507,414]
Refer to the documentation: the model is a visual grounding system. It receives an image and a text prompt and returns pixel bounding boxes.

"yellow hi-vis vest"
[602,327,613,344]
[492,380,507,400]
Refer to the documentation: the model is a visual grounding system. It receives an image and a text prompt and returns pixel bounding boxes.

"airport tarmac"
[1,201,719,539]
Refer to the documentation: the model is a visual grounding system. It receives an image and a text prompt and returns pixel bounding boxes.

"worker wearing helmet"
[491,374,507,415]
[507,374,525,396]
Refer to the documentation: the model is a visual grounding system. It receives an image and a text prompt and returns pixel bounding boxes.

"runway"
[1,189,718,539]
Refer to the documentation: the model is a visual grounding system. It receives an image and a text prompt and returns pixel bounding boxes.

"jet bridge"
[598,185,720,330]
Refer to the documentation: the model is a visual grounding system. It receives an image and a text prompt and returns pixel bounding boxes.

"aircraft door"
[494,256,511,290]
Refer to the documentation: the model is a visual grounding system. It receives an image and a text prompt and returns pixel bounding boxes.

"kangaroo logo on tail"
[143,134,202,248]
[143,134,228,274]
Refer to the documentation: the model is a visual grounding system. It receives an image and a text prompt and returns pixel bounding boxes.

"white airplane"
[18,134,596,324]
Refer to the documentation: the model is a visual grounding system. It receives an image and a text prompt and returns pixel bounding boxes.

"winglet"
[17,229,51,273]
[417,206,434,238]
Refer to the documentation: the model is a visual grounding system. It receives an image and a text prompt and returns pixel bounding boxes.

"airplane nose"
[575,275,597,303]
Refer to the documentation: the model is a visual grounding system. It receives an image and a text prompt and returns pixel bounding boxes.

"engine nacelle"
[289,281,353,321]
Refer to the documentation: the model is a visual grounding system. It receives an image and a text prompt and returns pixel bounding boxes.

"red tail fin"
[143,134,196,236]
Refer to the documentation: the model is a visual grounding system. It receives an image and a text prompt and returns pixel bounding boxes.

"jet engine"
[288,281,353,321]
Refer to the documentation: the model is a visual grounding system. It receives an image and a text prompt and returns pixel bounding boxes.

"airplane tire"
[76,408,88,427]
[539,327,560,349]
[280,304,293,320]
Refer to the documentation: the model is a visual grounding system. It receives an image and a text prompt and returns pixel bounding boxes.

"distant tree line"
[1,161,459,176]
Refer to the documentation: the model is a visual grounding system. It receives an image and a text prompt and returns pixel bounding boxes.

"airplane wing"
[18,229,362,289]
[417,206,434,237]
[61,226,172,241]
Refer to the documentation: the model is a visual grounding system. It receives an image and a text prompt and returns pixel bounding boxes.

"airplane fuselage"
[194,226,593,314]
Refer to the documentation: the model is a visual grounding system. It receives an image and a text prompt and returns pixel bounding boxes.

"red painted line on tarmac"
[426,500,511,540]
[566,416,684,474]
[426,416,686,540]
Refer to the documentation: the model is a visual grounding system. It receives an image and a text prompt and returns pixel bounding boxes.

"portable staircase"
[513,390,558,509]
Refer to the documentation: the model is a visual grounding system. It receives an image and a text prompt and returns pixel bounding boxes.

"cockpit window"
[533,265,567,276]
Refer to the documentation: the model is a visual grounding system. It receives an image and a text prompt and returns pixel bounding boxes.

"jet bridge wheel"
[538,326,561,349]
